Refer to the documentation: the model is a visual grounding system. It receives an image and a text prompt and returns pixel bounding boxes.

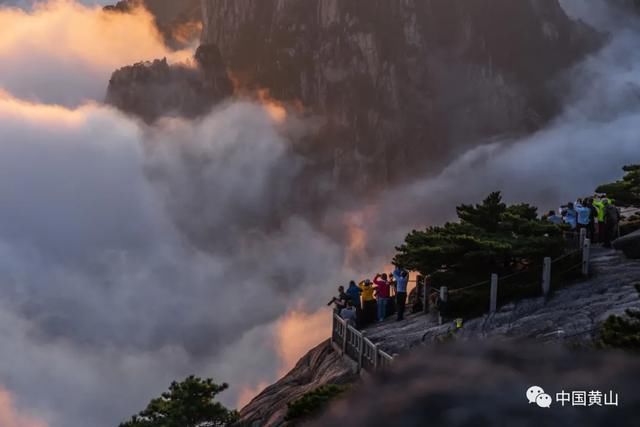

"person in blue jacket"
[575,200,591,236]
[563,202,577,230]
[546,210,563,225]
[345,280,362,326]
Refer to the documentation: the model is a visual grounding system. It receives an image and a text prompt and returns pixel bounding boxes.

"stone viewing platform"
[361,247,640,356]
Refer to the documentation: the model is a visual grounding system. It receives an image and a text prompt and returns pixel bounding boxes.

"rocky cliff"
[106,44,233,121]
[200,0,599,190]
[239,340,356,427]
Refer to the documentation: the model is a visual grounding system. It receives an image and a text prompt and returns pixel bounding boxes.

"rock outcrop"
[614,230,640,259]
[238,340,356,427]
[106,44,233,122]
[201,0,599,190]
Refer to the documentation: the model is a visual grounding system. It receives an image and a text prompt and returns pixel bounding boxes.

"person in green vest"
[593,195,606,243]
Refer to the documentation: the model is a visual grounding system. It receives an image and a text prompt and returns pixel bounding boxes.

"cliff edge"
[239,247,640,426]
[238,340,356,427]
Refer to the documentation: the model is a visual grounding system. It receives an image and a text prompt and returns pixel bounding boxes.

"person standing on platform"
[393,267,409,321]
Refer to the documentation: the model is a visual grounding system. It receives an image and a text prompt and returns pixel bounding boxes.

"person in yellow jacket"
[358,279,377,326]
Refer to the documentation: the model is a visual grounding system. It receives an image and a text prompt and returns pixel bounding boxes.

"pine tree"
[596,164,640,207]
[393,192,565,288]
[119,376,239,427]
[599,310,640,352]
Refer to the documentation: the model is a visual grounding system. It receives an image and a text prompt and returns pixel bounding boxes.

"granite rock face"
[201,0,599,190]
[238,340,356,427]
[614,230,640,259]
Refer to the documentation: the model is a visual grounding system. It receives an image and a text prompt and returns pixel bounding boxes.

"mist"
[0,1,640,427]
[0,0,191,106]
[0,92,347,426]
[362,7,640,247]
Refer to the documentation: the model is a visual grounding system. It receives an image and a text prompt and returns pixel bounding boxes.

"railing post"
[341,319,347,355]
[331,314,336,344]
[579,228,587,249]
[358,332,364,372]
[582,238,591,277]
[373,343,380,372]
[490,274,498,313]
[438,286,448,325]
[542,257,552,297]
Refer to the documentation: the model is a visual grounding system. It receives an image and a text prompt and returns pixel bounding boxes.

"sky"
[0,1,639,427]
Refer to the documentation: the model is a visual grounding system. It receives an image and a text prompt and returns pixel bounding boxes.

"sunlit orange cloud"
[233,308,331,408]
[255,89,287,124]
[343,207,381,269]
[0,387,47,427]
[275,307,332,377]
[236,381,270,409]
[0,0,192,104]
[0,0,191,65]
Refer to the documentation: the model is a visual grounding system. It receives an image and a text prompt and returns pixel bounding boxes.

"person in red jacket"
[373,273,390,322]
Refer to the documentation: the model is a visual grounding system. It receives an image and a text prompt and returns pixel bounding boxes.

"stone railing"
[330,229,593,372]
[330,313,396,374]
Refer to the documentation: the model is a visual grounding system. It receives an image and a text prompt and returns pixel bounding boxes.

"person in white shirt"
[340,301,357,326]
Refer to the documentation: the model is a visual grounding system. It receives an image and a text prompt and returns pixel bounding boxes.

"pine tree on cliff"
[393,192,565,288]
[596,164,640,207]
[119,376,238,427]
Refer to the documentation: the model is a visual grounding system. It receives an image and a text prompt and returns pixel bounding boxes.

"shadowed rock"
[106,44,233,122]
[614,230,640,259]
[310,341,640,427]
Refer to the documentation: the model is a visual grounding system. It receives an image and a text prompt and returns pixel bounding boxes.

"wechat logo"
[527,386,552,408]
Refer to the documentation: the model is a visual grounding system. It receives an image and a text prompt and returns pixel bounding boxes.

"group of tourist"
[545,194,621,248]
[329,267,410,327]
